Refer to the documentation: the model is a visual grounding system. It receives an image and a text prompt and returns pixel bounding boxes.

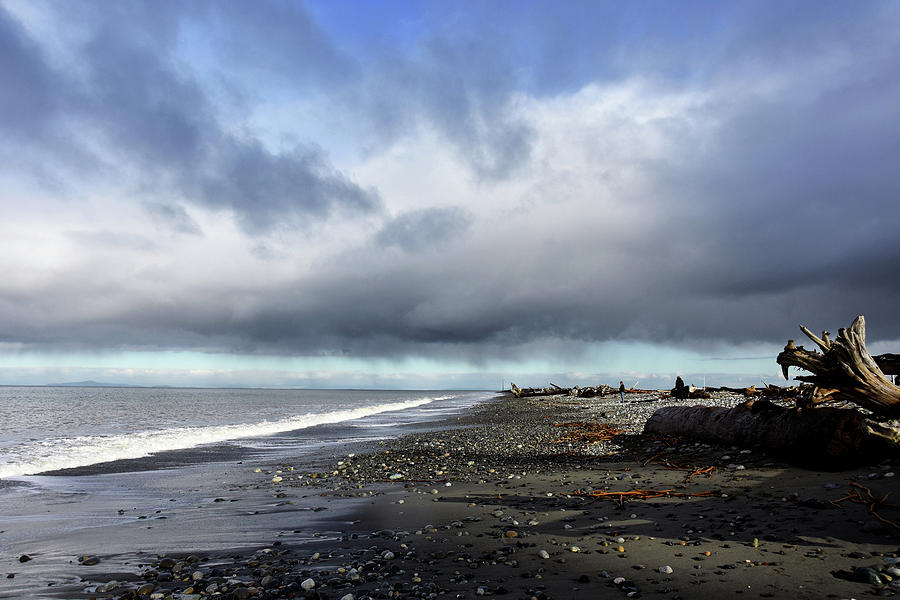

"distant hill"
[45,380,144,388]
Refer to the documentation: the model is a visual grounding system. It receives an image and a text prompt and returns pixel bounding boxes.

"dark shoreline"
[4,392,900,599]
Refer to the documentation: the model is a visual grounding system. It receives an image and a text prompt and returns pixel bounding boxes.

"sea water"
[0,387,493,478]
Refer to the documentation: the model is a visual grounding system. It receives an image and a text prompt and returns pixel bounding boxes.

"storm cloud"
[1,0,899,385]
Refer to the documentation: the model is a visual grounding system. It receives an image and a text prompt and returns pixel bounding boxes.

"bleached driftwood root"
[776,316,900,418]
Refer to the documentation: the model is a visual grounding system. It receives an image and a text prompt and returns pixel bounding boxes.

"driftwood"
[703,384,797,397]
[510,382,652,399]
[510,382,572,398]
[645,316,900,469]
[569,385,617,398]
[776,316,900,418]
[644,400,900,469]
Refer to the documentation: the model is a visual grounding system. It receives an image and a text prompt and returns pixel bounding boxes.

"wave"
[0,397,436,478]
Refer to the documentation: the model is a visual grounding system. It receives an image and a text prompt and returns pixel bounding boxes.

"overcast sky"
[1,0,898,389]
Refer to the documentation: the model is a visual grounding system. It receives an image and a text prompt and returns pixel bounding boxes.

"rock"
[301,578,316,590]
[137,583,155,595]
[158,557,176,570]
[382,551,395,560]
[18,554,31,563]
[79,555,101,566]
[659,565,674,574]
[854,567,883,585]
[340,595,354,600]
[538,550,550,559]
[99,580,119,592]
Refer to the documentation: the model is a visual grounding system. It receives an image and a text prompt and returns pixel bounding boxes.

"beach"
[3,391,899,599]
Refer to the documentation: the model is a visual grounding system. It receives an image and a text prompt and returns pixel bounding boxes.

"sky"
[1,0,899,390]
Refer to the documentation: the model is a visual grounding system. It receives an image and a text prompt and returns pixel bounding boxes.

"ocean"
[0,387,494,596]
[0,386,493,478]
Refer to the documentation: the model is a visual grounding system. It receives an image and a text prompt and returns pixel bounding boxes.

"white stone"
[382,551,395,560]
[538,550,550,559]
[301,578,315,590]
[659,565,674,574]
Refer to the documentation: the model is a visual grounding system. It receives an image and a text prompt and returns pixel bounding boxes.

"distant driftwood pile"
[509,382,660,398]
[645,316,900,469]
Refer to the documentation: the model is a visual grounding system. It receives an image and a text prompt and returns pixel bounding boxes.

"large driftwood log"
[644,400,900,469]
[776,316,900,418]
[510,382,572,398]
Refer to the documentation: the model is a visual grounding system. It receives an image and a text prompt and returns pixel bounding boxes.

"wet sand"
[3,392,899,599]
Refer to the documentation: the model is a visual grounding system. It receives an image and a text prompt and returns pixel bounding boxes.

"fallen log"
[776,316,900,418]
[510,382,572,398]
[644,400,900,469]
[568,385,617,398]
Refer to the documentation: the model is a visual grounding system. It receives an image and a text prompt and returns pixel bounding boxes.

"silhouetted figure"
[673,375,687,400]
[619,381,626,403]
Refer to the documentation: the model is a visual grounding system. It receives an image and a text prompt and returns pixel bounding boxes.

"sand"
[2,392,899,599]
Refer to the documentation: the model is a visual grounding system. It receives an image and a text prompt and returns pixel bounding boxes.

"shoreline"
[4,392,900,599]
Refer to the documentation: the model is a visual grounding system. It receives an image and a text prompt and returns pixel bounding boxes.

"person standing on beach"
[619,381,626,403]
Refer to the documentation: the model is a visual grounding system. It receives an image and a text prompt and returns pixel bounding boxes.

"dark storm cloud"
[376,207,473,252]
[0,1,379,233]
[143,202,201,235]
[2,0,900,366]
[0,8,56,139]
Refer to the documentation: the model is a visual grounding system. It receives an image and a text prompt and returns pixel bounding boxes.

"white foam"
[0,397,437,478]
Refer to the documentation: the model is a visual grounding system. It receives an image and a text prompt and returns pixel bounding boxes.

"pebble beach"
[5,391,900,600]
